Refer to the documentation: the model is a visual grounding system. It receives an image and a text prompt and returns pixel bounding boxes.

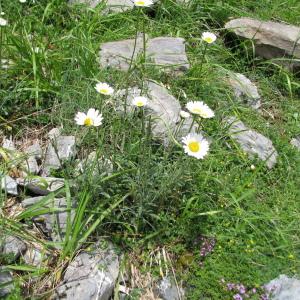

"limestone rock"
[290,136,300,151]
[227,73,262,110]
[22,196,75,243]
[0,268,13,297]
[225,18,300,70]
[2,137,15,151]
[1,236,27,261]
[225,116,278,169]
[48,128,62,140]
[1,175,18,196]
[147,37,190,73]
[265,275,300,300]
[24,141,43,160]
[156,277,185,300]
[54,242,119,300]
[99,37,189,74]
[23,247,44,267]
[43,135,76,174]
[100,36,145,71]
[17,177,64,195]
[22,156,39,175]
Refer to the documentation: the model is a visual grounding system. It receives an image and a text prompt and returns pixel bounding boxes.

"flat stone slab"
[265,275,300,300]
[290,136,300,151]
[54,242,119,300]
[227,72,261,110]
[17,177,64,195]
[225,116,278,169]
[100,37,189,74]
[116,81,195,145]
[225,18,300,70]
[22,196,75,243]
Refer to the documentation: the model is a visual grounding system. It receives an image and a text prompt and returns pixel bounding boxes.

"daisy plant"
[186,100,214,132]
[132,96,149,136]
[199,31,217,73]
[94,82,114,110]
[75,108,103,127]
[182,133,209,159]
[132,0,153,72]
[132,96,148,108]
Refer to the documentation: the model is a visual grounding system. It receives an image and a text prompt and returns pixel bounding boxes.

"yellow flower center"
[84,117,93,126]
[136,1,145,5]
[188,141,200,153]
[136,101,144,107]
[192,108,203,114]
[100,89,108,94]
[204,37,213,43]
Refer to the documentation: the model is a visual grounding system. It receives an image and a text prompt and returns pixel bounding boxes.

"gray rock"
[290,136,300,151]
[100,35,145,71]
[225,116,278,169]
[2,137,15,151]
[22,156,39,175]
[1,236,27,261]
[99,37,189,74]
[1,175,18,196]
[69,0,135,13]
[75,151,113,176]
[265,275,300,300]
[227,73,262,110]
[147,37,190,73]
[23,247,44,267]
[24,141,43,160]
[0,269,13,297]
[22,196,75,243]
[116,81,192,145]
[43,136,76,174]
[17,177,64,195]
[225,18,300,71]
[55,242,119,300]
[48,128,62,140]
[157,277,185,300]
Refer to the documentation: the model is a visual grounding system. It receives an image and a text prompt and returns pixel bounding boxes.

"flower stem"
[142,12,146,72]
[199,43,208,74]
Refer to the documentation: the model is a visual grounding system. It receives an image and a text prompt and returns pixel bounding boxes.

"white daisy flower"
[180,110,190,119]
[0,17,8,26]
[74,108,103,127]
[182,133,209,159]
[94,82,114,95]
[132,96,148,107]
[19,0,27,3]
[134,0,153,7]
[201,32,217,44]
[186,101,214,118]
[0,12,5,16]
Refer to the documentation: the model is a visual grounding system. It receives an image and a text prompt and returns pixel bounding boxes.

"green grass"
[0,0,300,299]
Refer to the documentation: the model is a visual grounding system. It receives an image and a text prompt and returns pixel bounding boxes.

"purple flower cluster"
[220,279,270,300]
[199,236,216,257]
